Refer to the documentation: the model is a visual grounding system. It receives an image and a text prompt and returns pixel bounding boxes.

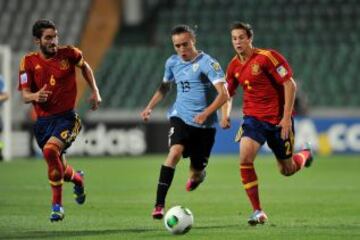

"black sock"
[155,165,175,207]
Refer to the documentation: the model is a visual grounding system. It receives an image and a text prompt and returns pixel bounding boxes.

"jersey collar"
[181,51,204,64]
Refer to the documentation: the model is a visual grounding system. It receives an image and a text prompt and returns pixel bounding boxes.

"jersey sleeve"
[18,56,33,91]
[203,57,225,85]
[225,60,239,97]
[68,46,84,67]
[263,50,293,84]
[162,56,175,83]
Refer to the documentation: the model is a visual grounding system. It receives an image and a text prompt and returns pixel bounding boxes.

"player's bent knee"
[43,143,61,160]
[49,169,62,181]
[169,146,183,158]
[43,148,58,160]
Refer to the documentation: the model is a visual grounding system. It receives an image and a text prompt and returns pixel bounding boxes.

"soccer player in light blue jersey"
[0,75,9,104]
[0,75,9,160]
[141,24,229,219]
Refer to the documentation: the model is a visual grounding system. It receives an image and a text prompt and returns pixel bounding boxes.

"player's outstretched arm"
[220,97,233,129]
[194,82,229,125]
[141,82,170,122]
[21,85,52,103]
[80,61,102,111]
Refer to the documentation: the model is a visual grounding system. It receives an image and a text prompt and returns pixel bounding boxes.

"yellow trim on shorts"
[235,127,243,142]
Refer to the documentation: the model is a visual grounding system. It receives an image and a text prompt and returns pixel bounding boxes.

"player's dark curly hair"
[32,19,56,39]
[171,24,196,38]
[230,21,253,39]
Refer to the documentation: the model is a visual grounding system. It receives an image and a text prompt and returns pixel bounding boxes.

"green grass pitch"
[0,154,359,239]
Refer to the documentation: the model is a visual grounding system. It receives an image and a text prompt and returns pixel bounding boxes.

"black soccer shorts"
[169,117,216,170]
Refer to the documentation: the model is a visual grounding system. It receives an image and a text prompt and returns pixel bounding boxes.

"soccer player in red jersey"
[221,22,314,225]
[18,19,102,222]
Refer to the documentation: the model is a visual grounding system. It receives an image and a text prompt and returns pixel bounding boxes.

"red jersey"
[226,48,293,125]
[18,46,84,117]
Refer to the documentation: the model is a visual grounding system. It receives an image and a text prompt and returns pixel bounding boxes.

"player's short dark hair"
[32,19,56,38]
[230,21,253,39]
[171,24,196,38]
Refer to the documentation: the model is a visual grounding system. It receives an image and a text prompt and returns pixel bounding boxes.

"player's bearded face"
[172,33,197,61]
[231,29,252,55]
[39,28,59,57]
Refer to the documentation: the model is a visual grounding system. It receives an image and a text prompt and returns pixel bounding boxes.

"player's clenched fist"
[141,108,152,122]
[35,84,52,103]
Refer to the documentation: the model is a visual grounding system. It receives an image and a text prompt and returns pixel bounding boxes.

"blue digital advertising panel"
[213,117,360,155]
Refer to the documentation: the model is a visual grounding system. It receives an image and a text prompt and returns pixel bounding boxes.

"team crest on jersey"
[235,72,240,78]
[35,64,41,70]
[60,59,69,70]
[60,130,69,139]
[210,62,221,72]
[192,63,199,72]
[276,65,288,78]
[251,63,261,75]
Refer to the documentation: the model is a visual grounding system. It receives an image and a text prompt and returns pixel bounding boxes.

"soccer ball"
[164,206,194,235]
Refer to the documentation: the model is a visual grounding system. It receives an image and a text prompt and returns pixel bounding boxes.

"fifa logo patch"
[20,73,28,84]
[251,64,261,75]
[210,62,221,72]
[276,65,288,78]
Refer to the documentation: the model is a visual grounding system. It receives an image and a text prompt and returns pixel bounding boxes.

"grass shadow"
[0,228,159,240]
[1,224,245,240]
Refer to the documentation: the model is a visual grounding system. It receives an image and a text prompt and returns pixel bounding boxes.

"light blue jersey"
[0,75,4,93]
[0,75,5,107]
[163,52,225,128]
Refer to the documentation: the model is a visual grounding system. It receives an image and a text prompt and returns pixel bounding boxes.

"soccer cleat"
[50,204,64,222]
[152,205,164,220]
[303,142,314,168]
[73,170,86,205]
[248,210,268,226]
[186,170,206,192]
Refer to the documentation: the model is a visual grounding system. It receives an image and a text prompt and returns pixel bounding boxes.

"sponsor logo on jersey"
[251,63,261,75]
[35,64,41,70]
[276,65,288,78]
[20,73,28,84]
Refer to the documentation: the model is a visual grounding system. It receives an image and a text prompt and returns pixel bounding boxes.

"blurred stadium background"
[0,1,360,239]
[0,0,360,159]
